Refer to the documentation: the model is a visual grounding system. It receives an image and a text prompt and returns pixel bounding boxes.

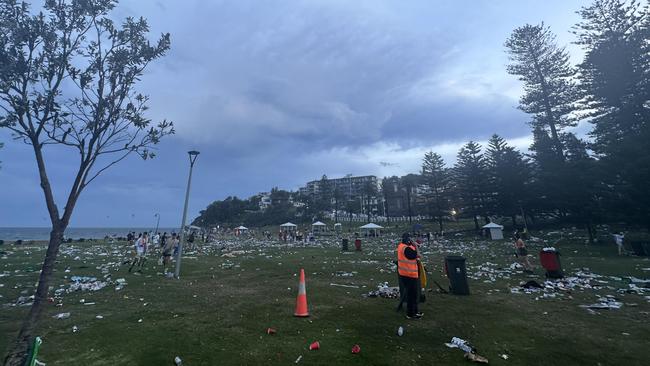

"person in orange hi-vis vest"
[397,233,423,319]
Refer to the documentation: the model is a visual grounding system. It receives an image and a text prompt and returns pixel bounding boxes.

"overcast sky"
[0,0,590,227]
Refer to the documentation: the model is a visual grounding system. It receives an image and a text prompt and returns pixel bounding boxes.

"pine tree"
[453,141,491,231]
[317,175,333,213]
[400,174,421,224]
[485,135,530,227]
[574,0,650,227]
[421,151,451,233]
[505,23,578,159]
[562,133,601,243]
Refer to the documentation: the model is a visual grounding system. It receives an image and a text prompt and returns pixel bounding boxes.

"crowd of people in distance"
[126,231,196,275]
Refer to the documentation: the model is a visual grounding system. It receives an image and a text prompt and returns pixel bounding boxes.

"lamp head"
[187,150,200,166]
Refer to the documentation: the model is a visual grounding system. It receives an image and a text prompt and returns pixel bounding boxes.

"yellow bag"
[418,260,427,288]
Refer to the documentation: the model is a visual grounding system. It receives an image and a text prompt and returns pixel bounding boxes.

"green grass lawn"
[1,230,649,365]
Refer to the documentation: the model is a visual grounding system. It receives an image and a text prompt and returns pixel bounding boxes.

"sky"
[0,0,591,228]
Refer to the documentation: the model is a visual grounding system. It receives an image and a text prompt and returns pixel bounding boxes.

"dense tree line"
[194,0,648,238]
[419,0,649,237]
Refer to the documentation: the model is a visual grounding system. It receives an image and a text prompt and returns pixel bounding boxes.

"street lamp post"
[153,213,160,234]
[174,150,200,279]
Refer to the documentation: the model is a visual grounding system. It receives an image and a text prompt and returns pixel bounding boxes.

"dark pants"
[400,275,419,317]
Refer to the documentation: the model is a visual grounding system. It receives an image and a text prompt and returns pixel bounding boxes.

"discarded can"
[266,327,277,335]
[397,326,404,336]
[351,344,361,354]
[309,341,320,350]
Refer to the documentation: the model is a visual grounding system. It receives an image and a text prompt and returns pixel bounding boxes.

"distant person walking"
[397,233,423,319]
[129,233,146,273]
[172,232,180,257]
[514,232,533,273]
[162,232,177,274]
[613,232,625,255]
[188,232,195,251]
[160,232,167,248]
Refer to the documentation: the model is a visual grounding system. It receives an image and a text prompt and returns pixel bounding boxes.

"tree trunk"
[438,216,443,235]
[473,214,479,231]
[4,226,64,366]
[511,215,517,228]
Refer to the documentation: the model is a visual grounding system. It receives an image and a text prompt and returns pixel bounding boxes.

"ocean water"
[0,227,179,241]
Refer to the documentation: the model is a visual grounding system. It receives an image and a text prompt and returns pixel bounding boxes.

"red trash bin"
[539,249,563,278]
[354,239,362,251]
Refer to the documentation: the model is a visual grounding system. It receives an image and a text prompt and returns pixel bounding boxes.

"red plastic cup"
[351,344,361,354]
[266,328,276,335]
[309,341,320,350]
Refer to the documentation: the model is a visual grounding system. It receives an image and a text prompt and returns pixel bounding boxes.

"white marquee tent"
[359,223,383,237]
[312,221,327,234]
[280,222,298,232]
[482,222,504,240]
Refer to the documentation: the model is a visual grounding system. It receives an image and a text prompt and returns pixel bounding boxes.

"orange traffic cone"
[294,268,309,317]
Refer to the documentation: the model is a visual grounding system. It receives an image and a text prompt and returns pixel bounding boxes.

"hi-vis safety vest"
[397,243,419,278]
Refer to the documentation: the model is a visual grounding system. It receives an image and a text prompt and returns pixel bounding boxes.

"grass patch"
[1,230,649,365]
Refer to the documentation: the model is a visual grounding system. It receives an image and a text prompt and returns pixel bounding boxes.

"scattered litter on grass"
[266,328,276,335]
[351,344,361,354]
[445,337,473,353]
[397,326,404,336]
[445,337,488,363]
[465,352,489,364]
[309,341,320,350]
[72,325,78,333]
[330,283,359,289]
[365,282,399,298]
[174,356,182,365]
[580,295,623,310]
[53,312,70,320]
[334,271,356,277]
[501,354,509,360]
[294,355,302,364]
[14,295,34,307]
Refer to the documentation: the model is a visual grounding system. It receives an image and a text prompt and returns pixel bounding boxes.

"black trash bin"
[445,256,470,295]
[341,238,349,251]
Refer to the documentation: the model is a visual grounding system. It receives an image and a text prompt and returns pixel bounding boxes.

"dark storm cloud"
[0,0,590,226]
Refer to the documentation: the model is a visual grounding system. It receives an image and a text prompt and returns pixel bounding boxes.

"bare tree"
[0,1,172,363]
